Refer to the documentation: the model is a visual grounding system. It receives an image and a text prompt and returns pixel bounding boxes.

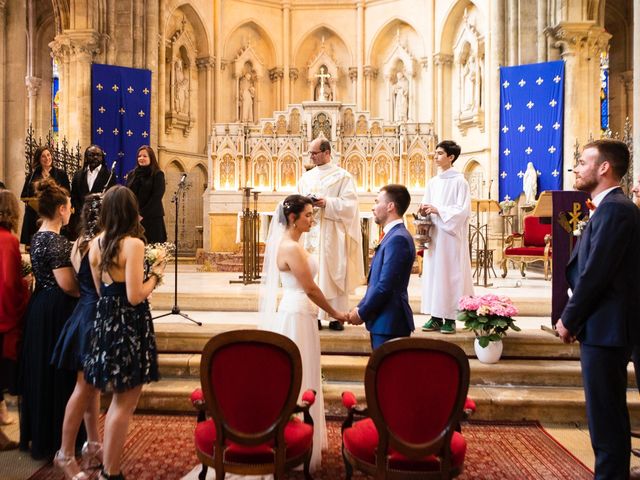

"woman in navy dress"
[18,178,80,460]
[51,194,103,480]
[84,185,165,480]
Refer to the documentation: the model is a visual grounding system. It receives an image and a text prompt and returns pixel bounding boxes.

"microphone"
[179,173,187,186]
[103,160,117,193]
[110,160,117,171]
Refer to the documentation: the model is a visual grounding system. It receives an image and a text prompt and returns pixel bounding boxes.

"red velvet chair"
[341,337,470,479]
[191,330,315,480]
[500,215,552,280]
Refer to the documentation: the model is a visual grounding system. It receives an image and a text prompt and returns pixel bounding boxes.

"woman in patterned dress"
[84,185,166,480]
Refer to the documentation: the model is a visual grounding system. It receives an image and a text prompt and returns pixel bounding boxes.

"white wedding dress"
[261,255,328,473]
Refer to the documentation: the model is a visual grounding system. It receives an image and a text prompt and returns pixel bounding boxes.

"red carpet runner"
[29,415,593,479]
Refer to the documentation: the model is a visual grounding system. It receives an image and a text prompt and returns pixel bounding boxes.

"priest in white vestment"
[419,140,474,334]
[299,138,365,331]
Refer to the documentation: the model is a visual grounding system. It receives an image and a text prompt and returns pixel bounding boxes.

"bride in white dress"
[259,194,348,473]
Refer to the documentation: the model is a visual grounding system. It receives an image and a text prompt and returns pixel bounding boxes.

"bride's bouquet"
[144,242,175,285]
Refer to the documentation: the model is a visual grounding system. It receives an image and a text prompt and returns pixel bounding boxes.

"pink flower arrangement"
[457,294,520,347]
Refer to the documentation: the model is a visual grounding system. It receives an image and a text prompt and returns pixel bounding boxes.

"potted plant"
[499,199,516,215]
[457,294,520,363]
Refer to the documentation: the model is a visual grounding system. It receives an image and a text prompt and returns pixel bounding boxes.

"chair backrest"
[523,215,551,247]
[200,329,302,446]
[365,338,470,459]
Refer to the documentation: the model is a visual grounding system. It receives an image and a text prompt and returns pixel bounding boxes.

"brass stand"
[230,188,261,285]
[469,200,500,287]
[360,217,370,273]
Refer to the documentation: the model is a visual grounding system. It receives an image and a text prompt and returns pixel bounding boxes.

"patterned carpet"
[28,415,593,480]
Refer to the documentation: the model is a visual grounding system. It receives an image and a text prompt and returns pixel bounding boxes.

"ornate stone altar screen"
[209,101,435,194]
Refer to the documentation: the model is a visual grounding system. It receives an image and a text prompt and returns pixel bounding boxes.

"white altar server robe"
[420,168,474,319]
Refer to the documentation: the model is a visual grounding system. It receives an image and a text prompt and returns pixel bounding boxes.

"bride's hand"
[333,311,348,324]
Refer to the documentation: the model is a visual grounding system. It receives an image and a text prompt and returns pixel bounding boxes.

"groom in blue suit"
[346,184,415,349]
[556,139,640,479]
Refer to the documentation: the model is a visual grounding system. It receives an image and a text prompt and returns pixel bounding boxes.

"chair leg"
[197,465,207,480]
[500,258,507,278]
[342,446,353,480]
[303,456,313,480]
[520,261,526,277]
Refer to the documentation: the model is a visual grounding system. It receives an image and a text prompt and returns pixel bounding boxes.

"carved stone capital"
[348,67,358,81]
[364,66,378,79]
[419,57,429,71]
[25,76,42,97]
[49,30,102,63]
[433,53,453,67]
[548,23,611,59]
[196,56,215,70]
[289,67,299,81]
[269,67,284,82]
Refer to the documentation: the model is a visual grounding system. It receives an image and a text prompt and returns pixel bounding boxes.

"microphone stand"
[153,176,202,326]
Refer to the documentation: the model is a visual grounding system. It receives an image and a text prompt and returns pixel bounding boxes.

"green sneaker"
[422,317,443,331]
[440,320,456,334]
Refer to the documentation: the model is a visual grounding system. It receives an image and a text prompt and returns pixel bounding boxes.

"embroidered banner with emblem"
[498,60,564,203]
[91,63,152,183]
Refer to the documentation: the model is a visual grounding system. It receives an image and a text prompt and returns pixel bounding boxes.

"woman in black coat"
[125,145,167,243]
[20,146,71,248]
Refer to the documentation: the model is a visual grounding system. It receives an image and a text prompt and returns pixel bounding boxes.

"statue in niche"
[220,154,235,188]
[356,116,368,135]
[240,72,256,122]
[462,53,477,111]
[375,159,390,186]
[392,70,409,122]
[346,159,362,188]
[255,158,269,187]
[174,57,190,113]
[409,155,425,189]
[281,159,296,187]
[343,110,354,135]
[289,110,301,133]
[314,66,333,101]
[276,116,287,134]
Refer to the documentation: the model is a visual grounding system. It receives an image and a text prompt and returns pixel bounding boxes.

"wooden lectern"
[469,199,500,287]
[529,190,589,327]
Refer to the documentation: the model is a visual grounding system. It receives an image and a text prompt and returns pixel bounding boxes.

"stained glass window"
[600,50,609,133]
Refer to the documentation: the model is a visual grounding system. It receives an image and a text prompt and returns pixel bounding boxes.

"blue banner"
[91,63,152,183]
[498,61,564,202]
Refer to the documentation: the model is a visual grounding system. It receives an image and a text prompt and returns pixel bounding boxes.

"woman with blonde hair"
[84,185,165,480]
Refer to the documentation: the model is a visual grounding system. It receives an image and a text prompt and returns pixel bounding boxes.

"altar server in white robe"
[298,137,365,331]
[419,140,474,334]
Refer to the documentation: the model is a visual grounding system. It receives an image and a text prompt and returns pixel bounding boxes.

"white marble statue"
[174,58,189,113]
[240,72,256,123]
[523,161,538,205]
[392,70,409,122]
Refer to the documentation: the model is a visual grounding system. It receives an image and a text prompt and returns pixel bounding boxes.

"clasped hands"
[333,308,364,326]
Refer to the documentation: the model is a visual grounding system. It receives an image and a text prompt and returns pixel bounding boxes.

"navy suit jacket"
[357,223,416,336]
[562,188,640,347]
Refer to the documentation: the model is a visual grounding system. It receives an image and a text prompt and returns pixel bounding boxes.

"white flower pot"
[474,338,503,364]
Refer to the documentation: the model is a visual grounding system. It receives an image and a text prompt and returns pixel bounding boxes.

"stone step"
[158,354,637,388]
[131,377,640,425]
[154,323,578,359]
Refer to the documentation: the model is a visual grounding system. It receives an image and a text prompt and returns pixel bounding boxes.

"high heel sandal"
[53,450,90,480]
[81,440,103,470]
[100,469,125,480]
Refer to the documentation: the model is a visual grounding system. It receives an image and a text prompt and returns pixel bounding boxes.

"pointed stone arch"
[462,158,484,199]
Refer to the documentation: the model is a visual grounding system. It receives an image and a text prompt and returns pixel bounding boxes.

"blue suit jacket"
[357,223,416,336]
[562,188,640,347]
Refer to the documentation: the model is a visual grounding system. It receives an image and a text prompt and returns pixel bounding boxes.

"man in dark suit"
[556,139,640,479]
[70,144,116,236]
[346,184,415,349]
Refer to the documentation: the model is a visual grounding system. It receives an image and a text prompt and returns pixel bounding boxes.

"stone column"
[282,1,291,106]
[433,53,453,140]
[348,67,357,104]
[289,67,298,102]
[363,66,377,112]
[197,56,215,134]
[0,0,7,183]
[49,30,102,149]
[214,0,222,122]
[356,1,364,108]
[620,71,633,121]
[145,0,159,149]
[132,0,144,68]
[490,0,505,201]
[536,0,547,62]
[25,76,42,129]
[508,0,518,65]
[270,68,283,111]
[550,23,610,189]
[3,0,27,192]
